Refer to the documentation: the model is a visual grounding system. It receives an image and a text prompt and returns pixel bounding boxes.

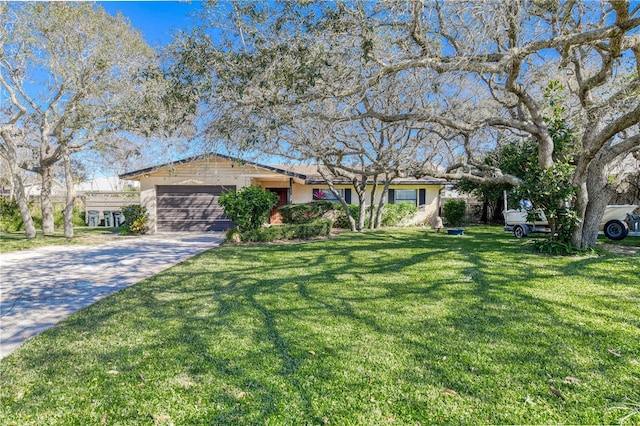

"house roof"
[119,153,448,185]
[118,153,308,181]
[76,176,139,192]
[277,165,448,185]
[23,179,66,197]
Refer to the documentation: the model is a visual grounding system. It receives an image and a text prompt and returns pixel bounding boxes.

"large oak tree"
[174,0,639,248]
[1,2,172,238]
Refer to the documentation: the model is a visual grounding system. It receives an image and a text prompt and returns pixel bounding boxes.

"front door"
[267,188,288,224]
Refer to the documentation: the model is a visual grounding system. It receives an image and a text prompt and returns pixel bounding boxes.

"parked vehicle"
[503,208,550,239]
[504,200,639,241]
[600,206,640,240]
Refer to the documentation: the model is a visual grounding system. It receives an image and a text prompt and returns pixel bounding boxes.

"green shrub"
[334,204,361,229]
[277,201,337,224]
[238,220,333,242]
[0,197,24,232]
[54,205,85,229]
[219,186,278,231]
[443,199,466,226]
[381,203,418,226]
[120,204,149,235]
[293,219,333,239]
[276,202,418,230]
[225,228,242,243]
[529,238,595,256]
[54,205,64,229]
[1,198,86,232]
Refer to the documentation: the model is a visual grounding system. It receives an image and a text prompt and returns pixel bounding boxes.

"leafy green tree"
[219,186,278,232]
[457,82,582,249]
[455,135,541,223]
[455,180,505,224]
[1,3,173,238]
[507,83,579,248]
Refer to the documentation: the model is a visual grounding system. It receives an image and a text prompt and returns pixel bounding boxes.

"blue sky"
[93,2,205,172]
[99,1,203,47]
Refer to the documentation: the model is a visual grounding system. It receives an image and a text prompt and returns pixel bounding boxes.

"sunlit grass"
[1,226,638,424]
[0,227,120,253]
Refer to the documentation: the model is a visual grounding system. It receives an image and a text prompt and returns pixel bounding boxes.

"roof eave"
[118,153,308,181]
[304,178,450,185]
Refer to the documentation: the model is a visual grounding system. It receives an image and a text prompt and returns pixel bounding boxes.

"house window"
[313,188,351,204]
[393,189,418,206]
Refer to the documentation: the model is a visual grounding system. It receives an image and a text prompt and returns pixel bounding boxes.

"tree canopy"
[173,0,639,248]
[1,2,175,237]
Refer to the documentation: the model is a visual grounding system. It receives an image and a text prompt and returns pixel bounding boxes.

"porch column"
[288,178,293,204]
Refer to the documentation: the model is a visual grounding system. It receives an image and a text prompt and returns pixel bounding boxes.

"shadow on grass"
[3,227,639,424]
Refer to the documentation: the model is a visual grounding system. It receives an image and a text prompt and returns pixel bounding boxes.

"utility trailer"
[503,208,551,239]
[503,196,639,241]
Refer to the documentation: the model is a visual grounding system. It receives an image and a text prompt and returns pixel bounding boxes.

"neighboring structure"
[608,154,640,206]
[439,185,485,223]
[23,179,66,199]
[77,177,140,226]
[119,154,448,233]
[1,176,138,201]
[76,176,139,192]
[82,191,140,226]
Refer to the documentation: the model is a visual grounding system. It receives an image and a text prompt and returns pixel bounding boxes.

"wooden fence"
[438,196,485,223]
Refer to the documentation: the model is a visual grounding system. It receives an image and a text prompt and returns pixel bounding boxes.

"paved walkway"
[0,233,223,359]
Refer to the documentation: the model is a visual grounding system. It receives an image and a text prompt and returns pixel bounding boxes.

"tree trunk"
[368,178,378,229]
[8,174,15,202]
[357,192,366,231]
[580,196,610,247]
[10,166,37,239]
[481,199,488,224]
[40,165,55,234]
[358,203,366,230]
[354,180,367,231]
[1,141,37,239]
[492,198,503,223]
[375,180,391,228]
[63,152,75,238]
[321,171,357,231]
[572,161,615,249]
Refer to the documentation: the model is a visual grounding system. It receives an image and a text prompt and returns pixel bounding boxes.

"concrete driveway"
[0,233,223,359]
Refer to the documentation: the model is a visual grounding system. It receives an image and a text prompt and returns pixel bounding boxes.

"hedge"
[380,203,418,226]
[334,204,361,229]
[0,197,84,232]
[277,201,337,224]
[237,219,333,243]
[444,199,466,226]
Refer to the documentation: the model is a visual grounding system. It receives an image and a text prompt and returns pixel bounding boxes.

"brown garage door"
[156,185,234,232]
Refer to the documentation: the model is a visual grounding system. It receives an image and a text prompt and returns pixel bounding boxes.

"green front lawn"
[1,227,638,424]
[0,227,120,253]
